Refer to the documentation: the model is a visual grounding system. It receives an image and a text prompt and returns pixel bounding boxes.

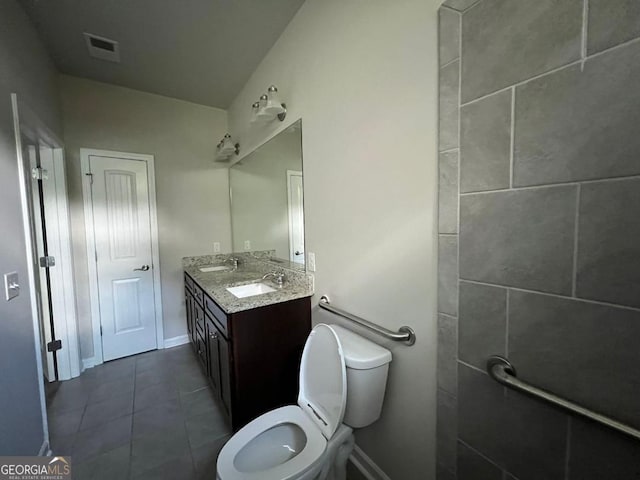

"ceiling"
[20,0,305,108]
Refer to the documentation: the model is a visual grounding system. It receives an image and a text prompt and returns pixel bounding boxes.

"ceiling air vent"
[83,33,120,63]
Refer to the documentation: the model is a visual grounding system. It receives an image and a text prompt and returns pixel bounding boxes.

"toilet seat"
[217,405,327,480]
[217,325,348,480]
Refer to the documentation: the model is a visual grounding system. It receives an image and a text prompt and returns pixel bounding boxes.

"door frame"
[12,94,81,382]
[12,93,82,454]
[80,148,164,366]
[286,169,304,263]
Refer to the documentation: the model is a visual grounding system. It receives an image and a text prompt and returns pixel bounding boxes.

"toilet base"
[316,425,355,480]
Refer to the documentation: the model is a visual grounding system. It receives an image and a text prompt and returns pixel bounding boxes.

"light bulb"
[255,94,273,122]
[250,102,260,124]
[263,85,285,116]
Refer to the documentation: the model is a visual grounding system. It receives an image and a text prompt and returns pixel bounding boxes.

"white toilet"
[216,323,392,480]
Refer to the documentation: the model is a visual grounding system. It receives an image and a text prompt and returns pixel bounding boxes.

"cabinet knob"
[210,333,218,340]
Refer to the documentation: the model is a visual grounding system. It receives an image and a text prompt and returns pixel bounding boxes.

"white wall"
[0,0,62,454]
[227,1,440,478]
[59,75,231,357]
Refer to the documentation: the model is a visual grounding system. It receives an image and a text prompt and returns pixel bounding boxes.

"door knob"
[294,251,304,256]
[134,265,150,271]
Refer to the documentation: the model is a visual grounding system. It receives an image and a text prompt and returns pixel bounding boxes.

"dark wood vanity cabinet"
[184,272,311,431]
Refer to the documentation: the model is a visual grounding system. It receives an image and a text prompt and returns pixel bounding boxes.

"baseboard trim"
[81,356,98,372]
[164,334,190,349]
[349,444,392,480]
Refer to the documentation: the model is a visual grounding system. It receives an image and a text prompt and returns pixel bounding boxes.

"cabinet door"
[194,302,205,336]
[195,328,207,369]
[184,287,192,337]
[185,288,197,346]
[206,317,221,395]
[218,333,232,416]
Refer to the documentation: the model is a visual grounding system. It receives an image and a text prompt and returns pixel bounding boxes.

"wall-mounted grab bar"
[487,356,640,441]
[318,295,416,346]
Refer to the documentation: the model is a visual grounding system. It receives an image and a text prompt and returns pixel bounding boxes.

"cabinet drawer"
[205,296,228,337]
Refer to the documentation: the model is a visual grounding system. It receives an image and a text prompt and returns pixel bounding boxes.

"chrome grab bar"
[318,295,416,346]
[487,356,640,441]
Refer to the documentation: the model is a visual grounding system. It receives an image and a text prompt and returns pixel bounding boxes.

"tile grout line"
[571,185,582,298]
[439,0,481,15]
[509,86,516,188]
[458,438,504,471]
[439,4,462,14]
[440,57,460,70]
[461,30,640,109]
[128,359,140,480]
[564,416,572,480]
[459,173,640,197]
[438,386,457,402]
[586,31,640,60]
[580,0,589,71]
[462,0,483,15]
[505,289,510,357]
[458,359,486,375]
[454,6,462,328]
[460,59,582,108]
[459,278,640,313]
[439,146,460,155]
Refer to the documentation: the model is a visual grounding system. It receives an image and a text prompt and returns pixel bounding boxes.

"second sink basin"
[226,282,276,298]
[200,265,231,272]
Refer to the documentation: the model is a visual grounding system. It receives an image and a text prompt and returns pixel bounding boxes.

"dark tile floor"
[45,344,231,480]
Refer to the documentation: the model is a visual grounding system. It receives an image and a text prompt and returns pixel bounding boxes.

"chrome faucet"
[262,271,286,287]
[226,256,240,270]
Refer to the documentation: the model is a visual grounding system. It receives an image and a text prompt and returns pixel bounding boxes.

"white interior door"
[287,170,305,264]
[89,155,157,361]
[13,94,81,382]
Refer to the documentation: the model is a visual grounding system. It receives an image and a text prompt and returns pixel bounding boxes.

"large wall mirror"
[229,120,305,266]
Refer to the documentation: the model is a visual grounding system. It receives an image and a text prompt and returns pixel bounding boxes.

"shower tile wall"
[436,1,640,479]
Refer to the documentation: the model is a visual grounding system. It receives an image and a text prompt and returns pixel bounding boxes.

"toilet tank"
[330,324,392,428]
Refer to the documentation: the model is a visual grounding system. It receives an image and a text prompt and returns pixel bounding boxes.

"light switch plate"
[244,240,251,251]
[307,252,316,272]
[213,242,221,253]
[4,272,19,301]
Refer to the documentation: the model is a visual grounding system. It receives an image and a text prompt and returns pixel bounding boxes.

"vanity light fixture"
[253,94,272,123]
[215,134,239,162]
[251,85,287,123]
[250,102,261,124]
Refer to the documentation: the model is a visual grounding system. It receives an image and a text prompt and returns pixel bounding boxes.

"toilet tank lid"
[330,324,392,369]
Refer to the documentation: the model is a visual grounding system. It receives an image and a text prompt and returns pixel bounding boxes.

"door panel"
[90,155,157,361]
[106,172,138,257]
[112,279,143,333]
[206,317,221,395]
[219,334,232,415]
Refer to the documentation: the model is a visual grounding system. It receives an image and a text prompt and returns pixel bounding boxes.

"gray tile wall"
[437,1,640,478]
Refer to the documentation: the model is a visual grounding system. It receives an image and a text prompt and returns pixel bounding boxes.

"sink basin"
[199,265,231,272]
[226,282,276,298]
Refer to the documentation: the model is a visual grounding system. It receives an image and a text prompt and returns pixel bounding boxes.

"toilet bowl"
[217,323,392,480]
